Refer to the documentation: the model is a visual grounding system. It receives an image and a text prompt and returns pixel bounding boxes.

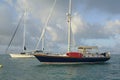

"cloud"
[104,20,120,34]
[0,2,15,45]
[71,12,86,34]
[81,0,120,14]
[71,12,112,39]
[0,0,120,53]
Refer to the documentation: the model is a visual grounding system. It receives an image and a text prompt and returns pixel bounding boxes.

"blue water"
[0,54,120,80]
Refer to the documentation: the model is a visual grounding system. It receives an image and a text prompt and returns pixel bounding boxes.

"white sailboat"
[8,0,56,58]
[8,9,34,58]
[9,53,34,58]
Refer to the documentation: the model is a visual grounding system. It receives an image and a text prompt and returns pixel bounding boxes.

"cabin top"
[78,46,98,54]
[78,46,98,49]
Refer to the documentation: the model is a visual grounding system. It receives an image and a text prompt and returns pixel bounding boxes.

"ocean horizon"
[0,53,119,80]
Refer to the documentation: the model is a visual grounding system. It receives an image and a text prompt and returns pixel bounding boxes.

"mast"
[23,10,26,52]
[35,0,56,51]
[23,0,29,52]
[42,35,44,51]
[67,0,72,52]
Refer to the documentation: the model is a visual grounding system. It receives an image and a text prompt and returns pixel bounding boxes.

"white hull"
[10,53,34,58]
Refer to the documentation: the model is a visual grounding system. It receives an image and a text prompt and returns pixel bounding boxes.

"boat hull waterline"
[10,54,34,58]
[34,54,110,63]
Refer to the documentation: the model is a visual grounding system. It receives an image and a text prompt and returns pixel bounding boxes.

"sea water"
[0,54,120,80]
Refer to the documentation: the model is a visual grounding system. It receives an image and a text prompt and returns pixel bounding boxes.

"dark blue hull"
[34,54,110,63]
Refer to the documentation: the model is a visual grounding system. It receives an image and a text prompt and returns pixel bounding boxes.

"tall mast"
[67,0,72,52]
[23,10,26,52]
[35,0,56,51]
[23,0,29,52]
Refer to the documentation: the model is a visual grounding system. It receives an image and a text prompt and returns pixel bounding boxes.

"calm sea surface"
[0,54,120,80]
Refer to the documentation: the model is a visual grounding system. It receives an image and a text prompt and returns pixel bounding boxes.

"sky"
[0,0,120,54]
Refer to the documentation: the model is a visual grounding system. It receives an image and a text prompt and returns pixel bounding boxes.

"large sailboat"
[7,10,34,58]
[34,0,110,63]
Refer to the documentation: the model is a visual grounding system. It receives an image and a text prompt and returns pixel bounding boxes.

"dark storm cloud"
[80,0,120,14]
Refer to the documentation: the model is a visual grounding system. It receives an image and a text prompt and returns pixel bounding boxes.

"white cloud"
[71,12,86,34]
[104,20,120,34]
[0,0,120,53]
[46,26,58,41]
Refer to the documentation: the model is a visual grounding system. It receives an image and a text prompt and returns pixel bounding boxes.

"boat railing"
[100,52,110,58]
[82,52,111,58]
